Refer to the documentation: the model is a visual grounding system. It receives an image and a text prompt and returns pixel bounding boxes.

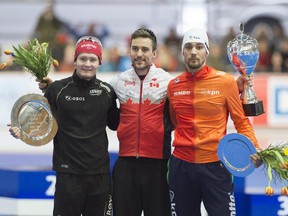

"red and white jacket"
[109,64,173,159]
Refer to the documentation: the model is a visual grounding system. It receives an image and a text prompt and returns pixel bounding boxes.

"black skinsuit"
[45,71,119,216]
[45,72,119,174]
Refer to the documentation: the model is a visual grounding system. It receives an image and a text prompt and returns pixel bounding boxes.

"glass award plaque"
[11,93,58,146]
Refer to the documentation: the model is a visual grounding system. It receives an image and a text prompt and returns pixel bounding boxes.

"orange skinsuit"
[167,65,259,163]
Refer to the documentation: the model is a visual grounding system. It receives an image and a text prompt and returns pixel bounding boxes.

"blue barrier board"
[0,153,118,199]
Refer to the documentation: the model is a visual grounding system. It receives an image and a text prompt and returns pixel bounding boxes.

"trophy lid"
[11,93,58,146]
[230,23,258,52]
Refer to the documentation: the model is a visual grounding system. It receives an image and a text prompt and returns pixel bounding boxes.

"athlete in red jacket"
[109,28,173,216]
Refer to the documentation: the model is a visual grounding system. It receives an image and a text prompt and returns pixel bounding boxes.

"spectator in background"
[220,27,236,72]
[271,51,283,73]
[99,47,120,72]
[33,4,79,70]
[270,25,288,72]
[256,30,273,72]
[84,23,110,46]
[272,25,286,54]
[33,4,66,70]
[280,38,288,72]
[163,27,183,71]
[33,4,63,45]
[51,32,69,71]
[154,44,178,72]
[207,42,226,71]
[164,27,182,48]
[56,36,76,72]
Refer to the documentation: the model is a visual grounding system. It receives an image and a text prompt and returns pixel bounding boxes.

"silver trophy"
[227,23,264,116]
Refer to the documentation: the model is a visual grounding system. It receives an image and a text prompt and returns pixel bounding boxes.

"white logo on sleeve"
[174,91,191,96]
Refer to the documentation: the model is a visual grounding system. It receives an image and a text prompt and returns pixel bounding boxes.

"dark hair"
[131,28,157,51]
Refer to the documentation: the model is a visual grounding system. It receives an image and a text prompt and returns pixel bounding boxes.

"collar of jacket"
[72,71,96,86]
[184,65,212,80]
[132,64,154,76]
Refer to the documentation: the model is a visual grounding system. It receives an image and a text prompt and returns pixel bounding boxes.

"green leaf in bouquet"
[267,164,272,183]
[11,38,54,80]
[272,150,285,165]
[258,142,288,184]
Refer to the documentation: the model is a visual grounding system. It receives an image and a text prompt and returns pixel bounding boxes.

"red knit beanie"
[74,37,102,64]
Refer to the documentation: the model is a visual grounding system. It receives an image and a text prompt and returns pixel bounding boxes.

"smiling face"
[74,53,100,80]
[129,37,157,76]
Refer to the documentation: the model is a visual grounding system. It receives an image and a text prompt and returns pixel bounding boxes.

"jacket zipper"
[136,79,144,158]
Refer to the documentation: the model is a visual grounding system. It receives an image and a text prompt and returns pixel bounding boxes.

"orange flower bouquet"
[0,38,58,80]
[258,142,288,196]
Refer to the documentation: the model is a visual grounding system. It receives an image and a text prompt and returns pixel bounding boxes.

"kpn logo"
[200,89,220,96]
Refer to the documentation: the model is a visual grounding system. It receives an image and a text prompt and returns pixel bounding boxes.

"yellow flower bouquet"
[257,142,288,196]
[0,38,58,80]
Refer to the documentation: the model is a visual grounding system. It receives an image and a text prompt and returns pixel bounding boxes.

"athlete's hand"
[36,77,54,91]
[236,73,254,93]
[7,123,21,139]
[251,150,263,168]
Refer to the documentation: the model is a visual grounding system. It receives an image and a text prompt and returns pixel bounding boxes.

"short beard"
[132,62,150,72]
[186,58,206,71]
